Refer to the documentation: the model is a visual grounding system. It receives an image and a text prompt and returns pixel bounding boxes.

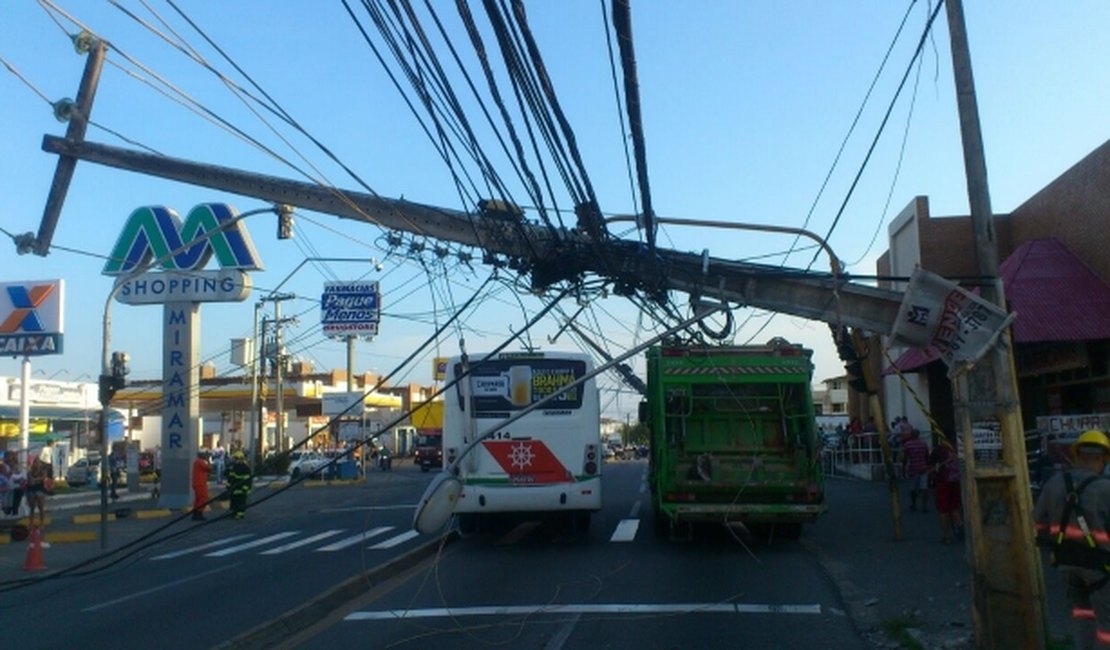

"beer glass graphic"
[508,365,532,407]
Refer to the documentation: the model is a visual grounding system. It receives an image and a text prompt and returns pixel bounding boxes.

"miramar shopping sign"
[104,203,261,303]
[101,202,262,509]
[0,280,64,356]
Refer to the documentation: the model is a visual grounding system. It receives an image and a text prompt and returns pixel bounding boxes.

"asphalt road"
[0,467,440,649]
[2,459,1071,649]
[286,460,863,650]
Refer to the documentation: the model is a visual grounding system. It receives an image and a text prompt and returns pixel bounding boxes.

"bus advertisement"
[443,351,602,532]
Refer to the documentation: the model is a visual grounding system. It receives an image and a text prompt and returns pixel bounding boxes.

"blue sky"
[2,2,1109,420]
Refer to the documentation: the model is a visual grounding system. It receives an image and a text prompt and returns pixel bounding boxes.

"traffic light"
[99,351,130,405]
[830,325,874,394]
[846,360,870,393]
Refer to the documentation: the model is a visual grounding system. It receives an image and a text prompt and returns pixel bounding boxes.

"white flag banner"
[889,268,1015,377]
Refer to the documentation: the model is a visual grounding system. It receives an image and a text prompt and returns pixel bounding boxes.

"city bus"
[443,351,602,533]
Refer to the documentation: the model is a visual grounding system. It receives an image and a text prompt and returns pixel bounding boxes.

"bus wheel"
[572,512,591,532]
[458,513,479,535]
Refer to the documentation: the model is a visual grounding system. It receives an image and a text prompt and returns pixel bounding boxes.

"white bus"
[443,351,603,532]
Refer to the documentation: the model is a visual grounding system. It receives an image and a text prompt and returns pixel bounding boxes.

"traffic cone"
[24,526,46,572]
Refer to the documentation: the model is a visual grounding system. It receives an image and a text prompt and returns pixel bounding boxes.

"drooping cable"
[610,0,656,253]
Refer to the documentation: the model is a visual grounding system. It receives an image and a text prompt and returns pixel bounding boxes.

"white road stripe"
[205,532,300,557]
[316,526,393,551]
[345,602,824,621]
[628,500,641,518]
[610,519,640,542]
[543,612,580,650]
[369,529,420,550]
[150,534,254,560]
[261,529,346,555]
[85,565,236,612]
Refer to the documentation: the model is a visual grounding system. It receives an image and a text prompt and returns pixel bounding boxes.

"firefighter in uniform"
[1035,430,1110,649]
[227,451,253,520]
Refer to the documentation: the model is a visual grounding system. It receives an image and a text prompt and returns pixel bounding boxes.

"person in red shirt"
[192,451,210,521]
[929,437,964,544]
[902,429,931,513]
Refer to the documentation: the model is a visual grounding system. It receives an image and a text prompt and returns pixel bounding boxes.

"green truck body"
[644,339,828,538]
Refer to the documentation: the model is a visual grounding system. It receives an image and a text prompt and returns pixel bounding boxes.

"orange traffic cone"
[24,526,46,572]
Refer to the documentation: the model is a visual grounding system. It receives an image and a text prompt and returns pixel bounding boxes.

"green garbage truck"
[643,338,827,539]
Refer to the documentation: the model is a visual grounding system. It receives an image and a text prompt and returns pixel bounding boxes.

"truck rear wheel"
[653,506,670,538]
[779,523,802,540]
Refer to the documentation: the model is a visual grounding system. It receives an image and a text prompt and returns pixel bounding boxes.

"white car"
[65,457,101,486]
[288,450,326,479]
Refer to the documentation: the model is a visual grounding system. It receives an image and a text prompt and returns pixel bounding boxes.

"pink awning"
[883,346,940,375]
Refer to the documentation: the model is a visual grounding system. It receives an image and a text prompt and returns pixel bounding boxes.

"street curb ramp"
[214,531,458,649]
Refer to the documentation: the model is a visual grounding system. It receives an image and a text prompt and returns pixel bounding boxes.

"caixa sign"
[103,203,261,304]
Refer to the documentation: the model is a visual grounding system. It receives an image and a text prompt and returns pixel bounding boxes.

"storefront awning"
[883,346,941,375]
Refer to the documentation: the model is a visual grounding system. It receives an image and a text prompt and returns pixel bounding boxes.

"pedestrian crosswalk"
[149,526,418,560]
[148,514,649,562]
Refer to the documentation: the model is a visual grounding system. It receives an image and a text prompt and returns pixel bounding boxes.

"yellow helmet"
[1071,430,1110,457]
[232,450,246,460]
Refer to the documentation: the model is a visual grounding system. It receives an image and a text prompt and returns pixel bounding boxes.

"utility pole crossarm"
[40,135,905,334]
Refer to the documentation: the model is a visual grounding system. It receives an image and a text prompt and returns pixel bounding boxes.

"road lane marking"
[84,565,236,612]
[261,529,346,554]
[543,612,580,650]
[369,529,420,549]
[319,504,417,513]
[345,602,824,621]
[150,534,254,560]
[316,526,393,551]
[628,500,641,518]
[610,519,640,542]
[205,532,300,557]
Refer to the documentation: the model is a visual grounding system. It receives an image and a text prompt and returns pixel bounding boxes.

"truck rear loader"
[643,338,827,539]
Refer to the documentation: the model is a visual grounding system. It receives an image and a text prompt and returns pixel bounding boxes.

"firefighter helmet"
[1071,430,1110,458]
[232,450,246,460]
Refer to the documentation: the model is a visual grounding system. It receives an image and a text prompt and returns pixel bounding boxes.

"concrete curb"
[215,531,458,650]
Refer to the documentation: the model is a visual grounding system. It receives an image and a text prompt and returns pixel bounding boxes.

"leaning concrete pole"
[945,1,1046,647]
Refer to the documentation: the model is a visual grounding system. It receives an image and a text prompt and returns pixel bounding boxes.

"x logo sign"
[0,285,55,333]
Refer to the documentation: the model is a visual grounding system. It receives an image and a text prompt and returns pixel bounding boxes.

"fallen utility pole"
[37,135,906,335]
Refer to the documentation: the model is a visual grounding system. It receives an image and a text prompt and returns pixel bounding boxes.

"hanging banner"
[889,268,1015,377]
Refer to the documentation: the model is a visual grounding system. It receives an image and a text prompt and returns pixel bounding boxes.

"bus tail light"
[584,444,599,475]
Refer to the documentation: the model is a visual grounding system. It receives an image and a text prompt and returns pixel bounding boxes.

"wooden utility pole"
[945,1,1046,647]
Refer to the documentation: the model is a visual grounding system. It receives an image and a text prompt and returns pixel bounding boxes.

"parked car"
[65,458,101,486]
[288,450,326,479]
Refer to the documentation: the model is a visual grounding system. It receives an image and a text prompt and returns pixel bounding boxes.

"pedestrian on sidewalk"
[25,455,50,529]
[6,452,26,516]
[902,429,931,513]
[928,436,964,544]
[227,451,252,520]
[1034,429,1110,649]
[192,450,210,521]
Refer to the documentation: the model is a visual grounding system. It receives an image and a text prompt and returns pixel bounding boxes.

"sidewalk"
[808,476,1071,649]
